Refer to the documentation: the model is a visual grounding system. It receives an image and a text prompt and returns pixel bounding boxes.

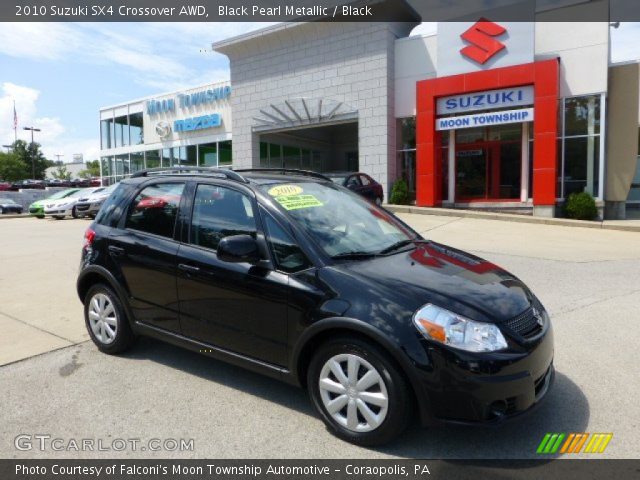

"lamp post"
[23,126,41,179]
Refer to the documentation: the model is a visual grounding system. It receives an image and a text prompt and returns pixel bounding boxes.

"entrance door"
[455,139,521,202]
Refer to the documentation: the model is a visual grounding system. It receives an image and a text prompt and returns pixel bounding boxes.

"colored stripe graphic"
[537,433,612,454]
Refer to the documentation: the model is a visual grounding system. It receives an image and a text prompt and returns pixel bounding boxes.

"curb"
[0,214,31,220]
[384,205,640,233]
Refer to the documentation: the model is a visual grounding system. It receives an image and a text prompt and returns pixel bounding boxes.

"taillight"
[83,228,96,250]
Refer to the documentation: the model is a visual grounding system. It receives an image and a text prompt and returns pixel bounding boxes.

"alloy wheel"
[318,353,389,432]
[88,293,118,344]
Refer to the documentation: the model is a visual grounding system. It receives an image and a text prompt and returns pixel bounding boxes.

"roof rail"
[233,168,331,181]
[131,167,249,183]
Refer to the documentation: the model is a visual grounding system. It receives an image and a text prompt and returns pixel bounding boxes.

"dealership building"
[99,0,640,218]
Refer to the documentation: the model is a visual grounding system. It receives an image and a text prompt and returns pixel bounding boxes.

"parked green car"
[28,188,80,218]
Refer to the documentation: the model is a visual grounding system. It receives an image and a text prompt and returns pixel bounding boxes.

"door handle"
[108,245,125,256]
[178,263,200,274]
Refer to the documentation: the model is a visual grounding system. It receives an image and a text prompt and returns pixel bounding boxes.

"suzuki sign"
[437,21,534,77]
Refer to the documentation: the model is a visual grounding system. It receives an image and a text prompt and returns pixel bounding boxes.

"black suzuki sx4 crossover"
[77,168,554,446]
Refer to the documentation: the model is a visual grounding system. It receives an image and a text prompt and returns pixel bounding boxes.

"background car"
[0,181,11,191]
[44,187,103,219]
[326,172,384,205]
[10,179,45,191]
[0,198,23,214]
[75,183,116,219]
[29,188,81,218]
[45,179,72,188]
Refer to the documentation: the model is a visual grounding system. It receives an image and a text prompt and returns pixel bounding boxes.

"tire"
[307,336,412,446]
[84,283,136,354]
[0,207,4,214]
[71,206,78,219]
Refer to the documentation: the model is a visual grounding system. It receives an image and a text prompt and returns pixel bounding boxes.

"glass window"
[162,148,174,167]
[262,182,416,258]
[114,115,129,147]
[360,175,371,186]
[219,141,232,166]
[269,143,282,168]
[398,117,416,150]
[100,118,113,149]
[101,156,111,177]
[96,183,128,228]
[145,150,161,169]
[129,112,144,145]
[263,212,311,273]
[126,183,185,238]
[173,146,197,166]
[130,152,144,173]
[190,185,256,250]
[346,175,361,188]
[564,96,600,137]
[198,143,218,167]
[283,145,301,169]
[260,142,269,167]
[563,136,600,196]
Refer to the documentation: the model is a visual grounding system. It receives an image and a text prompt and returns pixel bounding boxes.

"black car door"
[107,181,185,333]
[175,182,290,366]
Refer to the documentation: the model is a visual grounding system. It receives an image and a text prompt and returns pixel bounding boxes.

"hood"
[46,197,79,207]
[30,199,46,208]
[329,241,533,323]
[83,192,109,203]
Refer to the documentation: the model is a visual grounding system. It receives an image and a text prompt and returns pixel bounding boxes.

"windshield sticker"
[268,184,303,197]
[274,194,323,211]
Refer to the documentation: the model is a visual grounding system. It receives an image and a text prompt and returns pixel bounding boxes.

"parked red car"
[0,181,11,191]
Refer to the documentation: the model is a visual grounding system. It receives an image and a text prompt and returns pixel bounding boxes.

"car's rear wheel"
[84,284,135,354]
[307,336,412,446]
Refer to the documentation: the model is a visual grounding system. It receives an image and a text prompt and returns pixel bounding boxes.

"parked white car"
[44,187,105,219]
[74,183,117,219]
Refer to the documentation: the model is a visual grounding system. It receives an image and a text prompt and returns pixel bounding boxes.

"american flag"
[13,101,17,129]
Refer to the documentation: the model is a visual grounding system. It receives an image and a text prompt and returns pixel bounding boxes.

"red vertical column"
[532,59,559,206]
[416,79,438,206]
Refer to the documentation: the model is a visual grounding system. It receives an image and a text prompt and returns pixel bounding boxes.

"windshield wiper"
[330,251,378,260]
[378,239,417,255]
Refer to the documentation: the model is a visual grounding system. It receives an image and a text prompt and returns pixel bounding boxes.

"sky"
[0,21,638,163]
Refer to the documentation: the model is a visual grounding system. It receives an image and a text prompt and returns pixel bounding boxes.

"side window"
[95,183,128,227]
[346,175,361,188]
[125,183,185,238]
[263,212,312,273]
[190,185,256,250]
[360,175,371,186]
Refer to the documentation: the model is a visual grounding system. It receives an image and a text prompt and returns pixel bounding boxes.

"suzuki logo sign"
[460,19,507,65]
[437,22,533,77]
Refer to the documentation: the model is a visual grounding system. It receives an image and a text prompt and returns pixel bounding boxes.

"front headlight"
[413,304,508,352]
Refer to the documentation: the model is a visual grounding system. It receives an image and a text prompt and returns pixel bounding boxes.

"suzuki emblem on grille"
[460,18,507,65]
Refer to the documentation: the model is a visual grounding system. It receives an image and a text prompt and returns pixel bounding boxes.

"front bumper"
[29,206,44,216]
[415,324,554,425]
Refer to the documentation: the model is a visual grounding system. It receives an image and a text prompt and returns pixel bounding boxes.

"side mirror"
[217,235,261,264]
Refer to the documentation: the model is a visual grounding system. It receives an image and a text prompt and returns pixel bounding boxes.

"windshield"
[263,181,418,258]
[47,189,77,200]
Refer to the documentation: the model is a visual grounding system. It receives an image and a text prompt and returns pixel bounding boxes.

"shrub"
[389,178,410,205]
[564,192,598,220]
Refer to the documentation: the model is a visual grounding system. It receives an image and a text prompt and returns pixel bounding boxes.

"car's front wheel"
[84,284,135,354]
[307,336,412,446]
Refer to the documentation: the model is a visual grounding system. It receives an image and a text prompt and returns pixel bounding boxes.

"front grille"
[502,305,544,339]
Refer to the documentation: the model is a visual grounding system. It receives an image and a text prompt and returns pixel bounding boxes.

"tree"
[78,160,100,179]
[0,151,29,181]
[11,140,54,179]
[52,164,72,181]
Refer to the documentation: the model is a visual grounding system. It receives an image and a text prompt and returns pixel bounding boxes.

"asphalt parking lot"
[0,215,639,459]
